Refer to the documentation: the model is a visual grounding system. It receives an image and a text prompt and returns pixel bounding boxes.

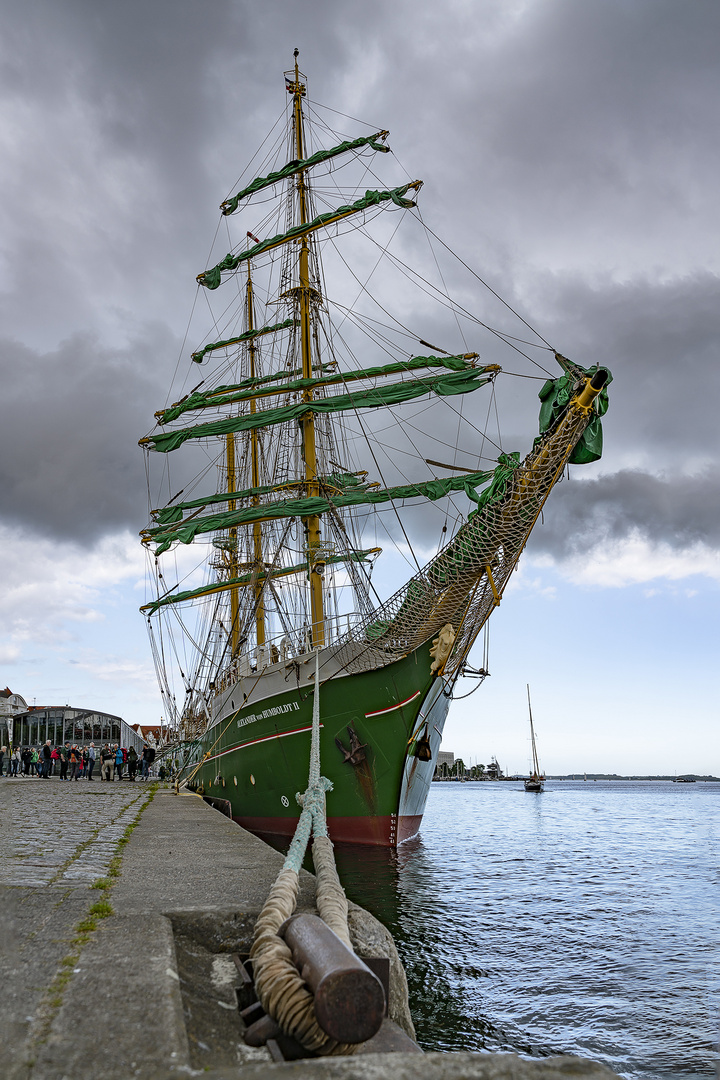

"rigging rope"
[249,650,357,1055]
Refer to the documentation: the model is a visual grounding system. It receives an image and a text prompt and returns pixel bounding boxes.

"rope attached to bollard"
[248,651,355,1055]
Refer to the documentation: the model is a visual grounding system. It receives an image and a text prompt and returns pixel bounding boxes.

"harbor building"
[436,751,455,769]
[0,688,28,747]
[12,706,144,753]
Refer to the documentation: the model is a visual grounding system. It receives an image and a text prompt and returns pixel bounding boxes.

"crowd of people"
[0,742,157,780]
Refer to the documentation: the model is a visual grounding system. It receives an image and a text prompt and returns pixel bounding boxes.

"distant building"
[12,706,144,753]
[0,688,28,745]
[130,723,179,746]
[436,751,455,768]
[486,757,504,779]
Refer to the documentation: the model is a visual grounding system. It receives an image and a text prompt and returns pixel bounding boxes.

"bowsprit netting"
[336,369,609,678]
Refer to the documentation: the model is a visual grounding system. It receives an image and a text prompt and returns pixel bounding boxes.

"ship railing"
[210,611,371,696]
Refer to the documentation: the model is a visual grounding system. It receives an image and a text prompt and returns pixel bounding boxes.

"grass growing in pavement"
[31,783,159,1043]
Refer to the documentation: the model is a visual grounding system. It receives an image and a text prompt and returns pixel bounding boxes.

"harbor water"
[332,780,719,1079]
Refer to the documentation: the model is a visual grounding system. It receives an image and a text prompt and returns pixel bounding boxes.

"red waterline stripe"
[365,691,421,718]
[204,723,323,765]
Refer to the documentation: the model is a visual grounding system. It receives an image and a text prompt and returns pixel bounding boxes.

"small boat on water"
[524,685,545,792]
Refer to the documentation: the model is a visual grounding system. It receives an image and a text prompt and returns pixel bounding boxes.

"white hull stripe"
[365,691,421,718]
[204,723,323,765]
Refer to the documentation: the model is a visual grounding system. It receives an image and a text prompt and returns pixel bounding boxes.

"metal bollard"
[280,913,385,1043]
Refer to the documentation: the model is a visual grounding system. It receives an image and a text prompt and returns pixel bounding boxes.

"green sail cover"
[143,366,491,454]
[147,468,494,555]
[191,319,299,364]
[151,472,366,524]
[220,132,390,215]
[142,549,378,614]
[537,365,612,464]
[198,182,421,290]
[157,355,482,425]
[158,362,337,425]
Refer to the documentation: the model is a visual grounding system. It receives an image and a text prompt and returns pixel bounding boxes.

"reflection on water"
[334,781,720,1079]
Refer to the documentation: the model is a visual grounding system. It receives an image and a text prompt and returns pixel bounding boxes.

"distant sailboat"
[524,685,545,792]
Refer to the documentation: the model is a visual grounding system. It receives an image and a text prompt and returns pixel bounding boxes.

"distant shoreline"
[433,774,720,782]
[545,774,720,781]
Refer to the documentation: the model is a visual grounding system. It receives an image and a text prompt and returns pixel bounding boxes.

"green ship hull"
[185,644,449,846]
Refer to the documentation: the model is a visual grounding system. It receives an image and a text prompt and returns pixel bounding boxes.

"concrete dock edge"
[2,785,622,1079]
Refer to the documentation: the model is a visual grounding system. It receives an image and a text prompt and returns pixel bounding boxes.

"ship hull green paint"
[185,646,451,847]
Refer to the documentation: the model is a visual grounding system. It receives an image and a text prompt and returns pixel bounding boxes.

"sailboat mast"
[246,265,266,647]
[527,684,541,777]
[290,51,325,649]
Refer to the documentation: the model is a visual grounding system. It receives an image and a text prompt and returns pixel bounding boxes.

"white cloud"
[532,532,720,589]
[0,528,144,650]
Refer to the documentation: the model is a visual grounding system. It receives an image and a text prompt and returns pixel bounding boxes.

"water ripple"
[333,780,720,1079]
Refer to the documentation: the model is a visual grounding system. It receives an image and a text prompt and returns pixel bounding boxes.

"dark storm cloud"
[0,0,718,561]
[0,329,171,541]
[534,271,720,468]
[527,469,720,560]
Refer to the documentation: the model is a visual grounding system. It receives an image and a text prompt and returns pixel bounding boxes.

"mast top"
[286,50,306,96]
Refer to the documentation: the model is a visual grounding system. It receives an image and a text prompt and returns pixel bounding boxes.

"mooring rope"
[249,650,356,1055]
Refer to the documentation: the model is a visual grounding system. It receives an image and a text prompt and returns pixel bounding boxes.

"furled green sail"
[151,472,368,524]
[537,365,612,464]
[198,182,421,290]
[145,468,495,555]
[159,362,338,424]
[141,549,378,614]
[220,132,390,215]
[156,355,486,425]
[191,319,299,364]
[142,365,491,454]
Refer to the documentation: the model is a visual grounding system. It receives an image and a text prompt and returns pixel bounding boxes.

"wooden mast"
[226,441,239,657]
[246,263,266,648]
[290,50,325,649]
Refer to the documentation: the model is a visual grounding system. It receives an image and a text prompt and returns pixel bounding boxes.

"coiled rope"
[249,650,356,1055]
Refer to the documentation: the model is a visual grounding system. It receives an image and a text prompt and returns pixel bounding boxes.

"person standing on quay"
[87,743,96,780]
[58,744,68,781]
[50,745,60,776]
[141,745,155,779]
[100,744,113,781]
[41,740,52,778]
[11,747,20,776]
[127,745,138,781]
[0,746,6,776]
[114,744,124,781]
[68,745,81,781]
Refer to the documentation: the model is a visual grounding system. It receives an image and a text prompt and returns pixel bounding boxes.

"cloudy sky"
[1,0,717,775]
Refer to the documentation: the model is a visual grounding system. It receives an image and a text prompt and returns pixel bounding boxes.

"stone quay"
[0,775,620,1080]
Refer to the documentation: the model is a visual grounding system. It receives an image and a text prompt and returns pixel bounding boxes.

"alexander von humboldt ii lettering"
[139,55,611,846]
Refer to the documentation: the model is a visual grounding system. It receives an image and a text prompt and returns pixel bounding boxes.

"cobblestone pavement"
[0,775,157,1077]
[0,775,149,886]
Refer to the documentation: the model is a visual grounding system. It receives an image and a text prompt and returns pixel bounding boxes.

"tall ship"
[139,55,610,846]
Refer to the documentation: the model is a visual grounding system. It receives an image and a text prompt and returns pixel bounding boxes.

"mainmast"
[246,262,266,648]
[288,50,325,649]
